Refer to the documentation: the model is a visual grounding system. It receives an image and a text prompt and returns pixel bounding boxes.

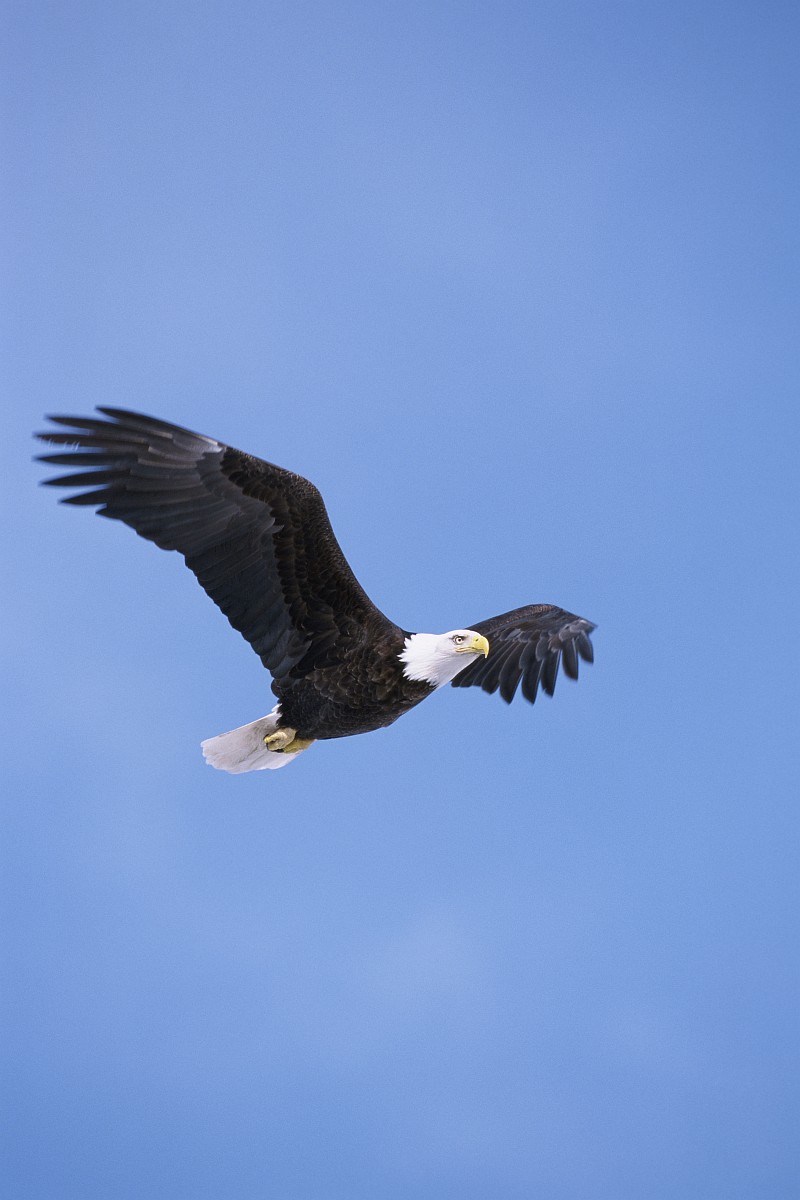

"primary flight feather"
[37,409,595,772]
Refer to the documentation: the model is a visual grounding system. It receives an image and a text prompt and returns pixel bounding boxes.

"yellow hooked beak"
[467,633,490,658]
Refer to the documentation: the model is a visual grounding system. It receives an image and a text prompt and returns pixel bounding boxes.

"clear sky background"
[3,3,798,1197]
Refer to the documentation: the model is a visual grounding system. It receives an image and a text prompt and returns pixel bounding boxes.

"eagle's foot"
[264,728,315,755]
[264,727,297,752]
[284,735,316,753]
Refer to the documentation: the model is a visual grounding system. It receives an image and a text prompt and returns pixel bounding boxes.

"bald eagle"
[37,409,595,772]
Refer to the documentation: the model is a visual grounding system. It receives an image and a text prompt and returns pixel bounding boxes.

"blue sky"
[3,2,798,1197]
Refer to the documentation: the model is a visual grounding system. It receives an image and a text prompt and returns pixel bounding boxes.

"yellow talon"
[283,736,316,753]
[264,728,316,754]
[264,728,296,752]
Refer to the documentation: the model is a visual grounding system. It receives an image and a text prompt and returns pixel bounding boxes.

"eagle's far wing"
[37,408,394,681]
[450,605,595,705]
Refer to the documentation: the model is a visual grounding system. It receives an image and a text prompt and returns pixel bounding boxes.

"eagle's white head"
[399,629,490,688]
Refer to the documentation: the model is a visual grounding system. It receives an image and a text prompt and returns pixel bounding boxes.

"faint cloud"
[366,903,478,1017]
[603,999,707,1081]
[265,901,485,1069]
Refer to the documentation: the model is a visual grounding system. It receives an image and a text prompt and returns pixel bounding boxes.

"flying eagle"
[37,409,596,772]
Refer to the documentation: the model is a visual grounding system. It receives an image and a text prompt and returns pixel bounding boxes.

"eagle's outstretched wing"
[36,408,397,681]
[451,605,595,705]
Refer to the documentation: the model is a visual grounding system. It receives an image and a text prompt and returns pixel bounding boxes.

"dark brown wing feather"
[36,408,398,681]
[451,605,595,704]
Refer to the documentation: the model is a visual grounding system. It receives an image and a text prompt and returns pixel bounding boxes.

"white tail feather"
[201,706,302,773]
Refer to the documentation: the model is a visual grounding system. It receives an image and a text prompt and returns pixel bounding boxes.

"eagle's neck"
[399,633,464,689]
